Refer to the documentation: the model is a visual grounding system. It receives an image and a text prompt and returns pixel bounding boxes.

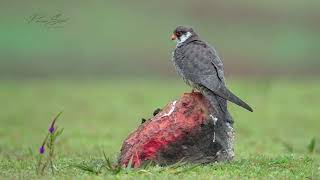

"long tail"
[214,85,253,112]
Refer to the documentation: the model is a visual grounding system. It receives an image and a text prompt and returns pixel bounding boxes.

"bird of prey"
[171,26,253,123]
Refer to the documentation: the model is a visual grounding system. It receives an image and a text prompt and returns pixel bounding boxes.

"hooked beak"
[171,34,177,40]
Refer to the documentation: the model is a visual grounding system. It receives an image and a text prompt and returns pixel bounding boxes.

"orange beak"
[171,34,177,40]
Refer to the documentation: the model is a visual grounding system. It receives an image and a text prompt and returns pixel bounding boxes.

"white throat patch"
[176,31,192,46]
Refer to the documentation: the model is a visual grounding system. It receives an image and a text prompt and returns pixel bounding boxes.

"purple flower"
[48,111,62,133]
[48,126,55,133]
[39,146,45,154]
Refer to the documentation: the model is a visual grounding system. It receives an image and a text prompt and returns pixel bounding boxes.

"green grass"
[0,79,319,179]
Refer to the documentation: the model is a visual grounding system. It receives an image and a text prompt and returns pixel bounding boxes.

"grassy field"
[1,0,319,179]
[0,79,319,179]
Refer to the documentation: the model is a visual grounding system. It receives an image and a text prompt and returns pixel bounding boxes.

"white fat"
[212,132,216,143]
[161,101,177,117]
[210,115,218,143]
[210,115,218,125]
[176,31,192,46]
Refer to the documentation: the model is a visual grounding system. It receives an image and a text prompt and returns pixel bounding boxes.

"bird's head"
[171,26,197,45]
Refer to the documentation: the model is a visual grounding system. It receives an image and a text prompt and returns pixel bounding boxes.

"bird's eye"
[175,32,181,36]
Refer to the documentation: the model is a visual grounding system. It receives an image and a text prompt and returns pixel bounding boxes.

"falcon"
[171,26,253,123]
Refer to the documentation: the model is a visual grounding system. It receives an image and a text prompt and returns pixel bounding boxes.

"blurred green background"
[0,1,319,179]
[1,0,319,79]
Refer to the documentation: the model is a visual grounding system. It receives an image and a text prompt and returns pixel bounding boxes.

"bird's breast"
[172,49,195,88]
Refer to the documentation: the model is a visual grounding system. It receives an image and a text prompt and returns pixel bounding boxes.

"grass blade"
[308,137,316,153]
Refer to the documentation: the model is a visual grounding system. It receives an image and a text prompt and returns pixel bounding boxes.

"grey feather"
[172,33,253,113]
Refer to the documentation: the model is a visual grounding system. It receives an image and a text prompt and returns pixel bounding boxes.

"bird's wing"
[181,42,253,112]
[207,46,225,83]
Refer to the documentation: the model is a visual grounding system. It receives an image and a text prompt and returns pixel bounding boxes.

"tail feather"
[214,85,253,112]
